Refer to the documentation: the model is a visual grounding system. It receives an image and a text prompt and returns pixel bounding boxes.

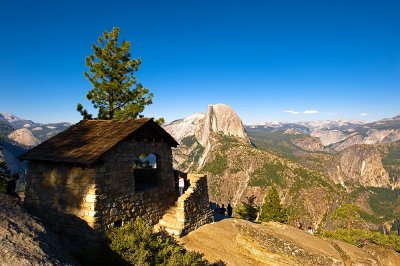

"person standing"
[383,221,392,235]
[220,204,227,216]
[178,174,185,195]
[227,203,233,217]
[6,173,21,200]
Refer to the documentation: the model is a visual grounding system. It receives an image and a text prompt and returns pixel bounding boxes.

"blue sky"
[0,0,399,124]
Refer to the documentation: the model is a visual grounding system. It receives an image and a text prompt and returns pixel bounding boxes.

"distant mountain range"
[0,112,71,175]
[247,115,400,151]
[0,112,71,144]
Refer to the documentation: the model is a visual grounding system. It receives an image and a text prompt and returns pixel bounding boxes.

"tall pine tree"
[259,186,288,223]
[77,27,153,120]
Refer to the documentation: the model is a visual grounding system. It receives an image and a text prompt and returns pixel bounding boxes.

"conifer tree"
[259,186,288,223]
[331,203,362,235]
[77,27,153,120]
[236,195,258,221]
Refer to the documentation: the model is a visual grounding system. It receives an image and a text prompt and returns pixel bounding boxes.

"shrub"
[107,218,215,266]
[321,228,400,252]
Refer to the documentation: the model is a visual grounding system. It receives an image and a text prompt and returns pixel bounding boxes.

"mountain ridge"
[164,104,400,230]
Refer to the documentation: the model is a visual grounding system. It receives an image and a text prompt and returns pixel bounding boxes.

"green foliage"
[247,130,305,161]
[219,135,240,152]
[321,229,400,252]
[348,187,400,224]
[382,143,400,165]
[229,167,242,174]
[108,218,213,266]
[181,136,197,147]
[202,155,227,176]
[178,136,205,171]
[190,144,204,167]
[259,186,288,223]
[381,142,400,185]
[236,195,258,221]
[332,204,363,233]
[77,27,153,120]
[155,117,165,125]
[295,168,333,189]
[357,209,382,225]
[367,187,400,220]
[249,162,286,187]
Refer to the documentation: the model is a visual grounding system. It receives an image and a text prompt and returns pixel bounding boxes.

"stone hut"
[19,118,185,236]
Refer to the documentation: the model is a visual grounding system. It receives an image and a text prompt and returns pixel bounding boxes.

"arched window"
[132,153,158,190]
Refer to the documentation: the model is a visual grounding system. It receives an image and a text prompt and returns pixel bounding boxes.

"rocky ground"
[180,218,400,266]
[0,193,76,265]
[1,190,400,266]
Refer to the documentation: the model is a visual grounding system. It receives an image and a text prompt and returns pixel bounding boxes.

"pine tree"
[331,203,362,235]
[236,195,258,221]
[77,27,153,120]
[259,186,288,223]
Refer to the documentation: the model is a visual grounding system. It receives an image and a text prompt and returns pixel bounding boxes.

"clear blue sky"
[1,0,399,124]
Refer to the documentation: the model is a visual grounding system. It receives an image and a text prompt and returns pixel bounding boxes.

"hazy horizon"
[1,107,397,126]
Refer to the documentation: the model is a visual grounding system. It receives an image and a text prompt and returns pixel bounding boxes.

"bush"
[321,228,400,252]
[107,218,216,266]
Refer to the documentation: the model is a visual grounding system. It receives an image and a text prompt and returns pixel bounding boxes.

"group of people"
[295,221,316,235]
[382,221,400,236]
[211,202,233,217]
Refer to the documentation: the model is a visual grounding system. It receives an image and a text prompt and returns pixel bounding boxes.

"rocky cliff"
[195,104,249,147]
[7,128,40,147]
[327,145,391,188]
[181,219,400,266]
[164,103,248,171]
[163,112,206,142]
[311,129,348,146]
[0,194,76,265]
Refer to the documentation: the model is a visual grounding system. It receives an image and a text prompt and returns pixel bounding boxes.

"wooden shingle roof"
[19,118,178,164]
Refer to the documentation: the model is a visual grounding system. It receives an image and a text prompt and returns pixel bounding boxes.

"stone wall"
[180,174,214,236]
[24,161,98,241]
[94,138,177,229]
